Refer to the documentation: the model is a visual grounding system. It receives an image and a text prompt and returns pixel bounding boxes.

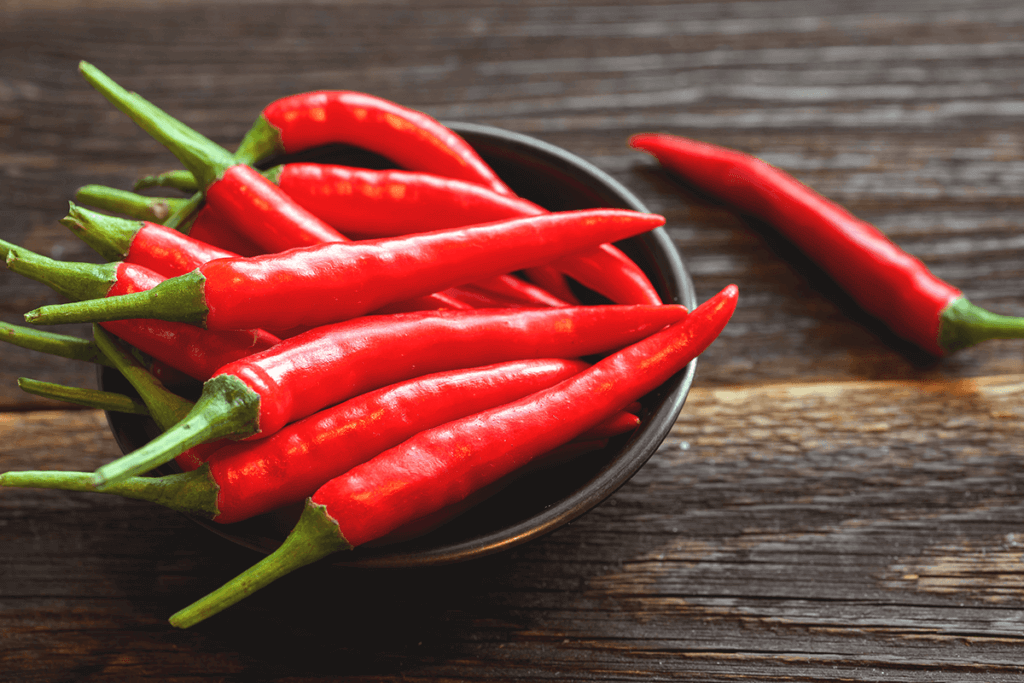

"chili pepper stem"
[24,269,209,327]
[0,321,114,367]
[0,465,220,517]
[134,169,201,193]
[169,499,351,629]
[75,184,187,223]
[939,296,1024,353]
[79,61,236,190]
[17,377,150,414]
[165,191,205,232]
[61,203,141,262]
[92,373,260,488]
[4,239,119,302]
[233,114,283,166]
[92,325,194,429]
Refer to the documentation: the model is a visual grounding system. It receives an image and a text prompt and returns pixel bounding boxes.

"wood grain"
[2,0,1024,680]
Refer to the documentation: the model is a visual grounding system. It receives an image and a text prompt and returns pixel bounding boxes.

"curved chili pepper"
[27,209,665,332]
[0,358,601,524]
[234,91,515,198]
[1,239,279,381]
[166,284,737,628]
[630,132,1024,355]
[81,304,690,487]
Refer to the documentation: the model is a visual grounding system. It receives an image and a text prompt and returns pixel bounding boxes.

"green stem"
[18,377,149,414]
[164,191,205,232]
[92,325,194,430]
[3,239,119,302]
[24,269,209,327]
[0,465,220,519]
[91,373,260,488]
[233,114,285,167]
[168,499,351,629]
[134,169,201,193]
[60,203,141,261]
[78,61,236,190]
[75,185,189,224]
[0,321,114,367]
[939,296,1024,353]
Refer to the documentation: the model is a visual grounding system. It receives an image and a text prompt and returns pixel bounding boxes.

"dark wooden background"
[3,0,1024,680]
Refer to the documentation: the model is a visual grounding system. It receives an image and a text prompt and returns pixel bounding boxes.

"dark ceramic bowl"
[100,122,697,567]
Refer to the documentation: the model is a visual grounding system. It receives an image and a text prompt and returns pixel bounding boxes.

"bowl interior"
[100,122,697,568]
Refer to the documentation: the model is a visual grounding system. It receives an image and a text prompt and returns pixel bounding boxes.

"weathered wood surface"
[3,0,1024,680]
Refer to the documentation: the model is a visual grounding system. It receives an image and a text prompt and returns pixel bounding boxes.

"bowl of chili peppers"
[97,119,697,567]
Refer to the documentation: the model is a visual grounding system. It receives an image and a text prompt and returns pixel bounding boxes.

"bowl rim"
[101,121,698,568]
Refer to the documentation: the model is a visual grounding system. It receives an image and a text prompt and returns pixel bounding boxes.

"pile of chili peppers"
[0,63,737,628]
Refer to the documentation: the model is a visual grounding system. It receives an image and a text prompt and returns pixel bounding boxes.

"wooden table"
[3,1,1024,680]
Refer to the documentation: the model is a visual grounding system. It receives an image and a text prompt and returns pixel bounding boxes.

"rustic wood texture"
[3,0,1024,680]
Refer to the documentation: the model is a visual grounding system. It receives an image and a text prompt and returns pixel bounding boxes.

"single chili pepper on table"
[26,208,665,332]
[0,358,638,524]
[77,303,690,488]
[165,283,737,628]
[2,239,280,381]
[630,132,1024,356]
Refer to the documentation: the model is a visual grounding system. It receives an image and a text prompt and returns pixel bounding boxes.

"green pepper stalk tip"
[1,465,221,519]
[17,377,150,414]
[78,61,235,190]
[168,499,351,629]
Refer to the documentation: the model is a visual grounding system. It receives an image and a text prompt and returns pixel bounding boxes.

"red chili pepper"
[630,133,1024,355]
[0,359,601,524]
[269,162,662,306]
[1,239,279,381]
[61,204,472,320]
[165,284,737,628]
[27,209,665,332]
[79,62,350,255]
[72,183,266,258]
[79,304,690,487]
[235,91,515,198]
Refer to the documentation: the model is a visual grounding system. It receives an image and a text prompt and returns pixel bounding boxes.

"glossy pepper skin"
[28,209,666,332]
[62,204,471,321]
[235,90,515,198]
[269,162,662,306]
[630,132,1024,355]
[84,304,691,487]
[167,285,737,629]
[0,359,602,524]
[1,240,279,381]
